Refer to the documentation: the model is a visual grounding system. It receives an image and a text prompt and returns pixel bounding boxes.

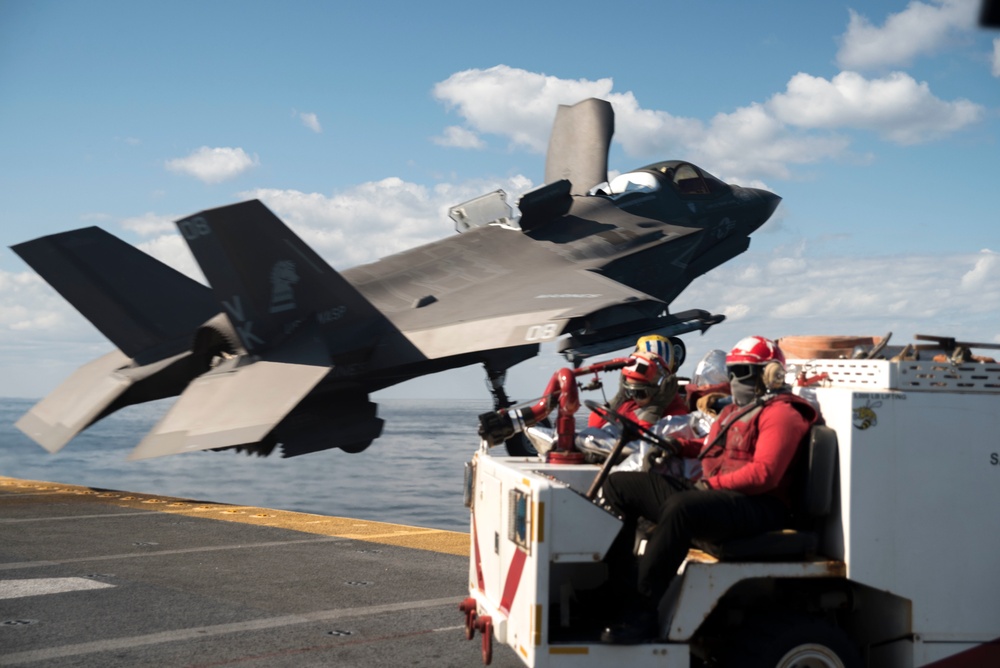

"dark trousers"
[602,471,789,605]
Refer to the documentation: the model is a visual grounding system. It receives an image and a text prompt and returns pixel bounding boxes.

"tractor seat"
[694,424,838,561]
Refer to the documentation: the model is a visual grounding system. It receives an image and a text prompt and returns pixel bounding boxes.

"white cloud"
[298,111,322,133]
[120,212,177,237]
[165,147,259,184]
[960,249,1000,289]
[432,125,486,149]
[681,247,1000,330]
[433,65,615,152]
[837,0,979,70]
[135,234,206,284]
[240,174,535,268]
[672,246,1000,368]
[0,270,93,338]
[694,105,849,182]
[993,38,1000,77]
[432,67,840,182]
[768,71,984,145]
[432,66,981,184]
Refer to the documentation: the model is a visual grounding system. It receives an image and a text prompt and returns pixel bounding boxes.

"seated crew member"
[597,335,819,644]
[589,335,683,431]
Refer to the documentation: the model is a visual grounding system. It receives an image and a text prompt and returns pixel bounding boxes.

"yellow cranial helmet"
[634,334,676,372]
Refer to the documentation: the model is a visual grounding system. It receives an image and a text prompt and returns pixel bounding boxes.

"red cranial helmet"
[726,336,787,391]
[725,336,785,367]
[623,351,668,385]
[622,351,669,401]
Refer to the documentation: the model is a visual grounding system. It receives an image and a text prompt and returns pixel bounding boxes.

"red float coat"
[673,393,818,506]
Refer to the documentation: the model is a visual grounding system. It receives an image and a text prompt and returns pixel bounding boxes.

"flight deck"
[0,476,518,667]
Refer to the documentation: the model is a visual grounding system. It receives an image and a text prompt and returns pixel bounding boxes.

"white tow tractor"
[459,337,1000,667]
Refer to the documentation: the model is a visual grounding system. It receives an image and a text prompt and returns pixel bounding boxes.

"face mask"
[729,377,758,406]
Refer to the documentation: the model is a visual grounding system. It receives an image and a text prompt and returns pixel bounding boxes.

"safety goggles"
[624,384,655,400]
[726,364,758,383]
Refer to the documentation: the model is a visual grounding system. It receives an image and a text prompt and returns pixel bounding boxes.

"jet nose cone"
[752,188,782,219]
[737,188,781,234]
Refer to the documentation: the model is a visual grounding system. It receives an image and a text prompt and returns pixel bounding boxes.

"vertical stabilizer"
[176,200,397,357]
[11,227,217,364]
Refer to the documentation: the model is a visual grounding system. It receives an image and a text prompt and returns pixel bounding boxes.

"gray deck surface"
[0,477,520,667]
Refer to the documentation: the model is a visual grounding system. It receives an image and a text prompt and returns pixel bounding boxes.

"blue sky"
[1,0,998,401]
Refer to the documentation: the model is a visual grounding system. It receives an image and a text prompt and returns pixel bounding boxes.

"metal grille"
[793,359,1000,394]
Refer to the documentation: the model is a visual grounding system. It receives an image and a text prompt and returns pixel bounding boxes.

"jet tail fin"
[11,227,218,364]
[176,200,403,360]
[12,227,225,452]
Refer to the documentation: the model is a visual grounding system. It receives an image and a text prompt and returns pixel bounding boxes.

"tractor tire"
[722,614,863,668]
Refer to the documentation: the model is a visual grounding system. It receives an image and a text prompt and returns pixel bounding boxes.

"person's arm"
[671,414,722,459]
[702,402,809,493]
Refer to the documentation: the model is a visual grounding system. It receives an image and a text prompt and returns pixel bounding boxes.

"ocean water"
[0,397,492,532]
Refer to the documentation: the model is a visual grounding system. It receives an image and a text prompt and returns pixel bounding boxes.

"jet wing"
[129,357,330,460]
[397,267,663,360]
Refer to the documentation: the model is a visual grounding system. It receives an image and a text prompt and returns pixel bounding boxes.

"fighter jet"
[11,98,780,460]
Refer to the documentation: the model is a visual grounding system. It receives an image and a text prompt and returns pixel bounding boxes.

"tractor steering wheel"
[582,399,678,501]
[583,399,679,455]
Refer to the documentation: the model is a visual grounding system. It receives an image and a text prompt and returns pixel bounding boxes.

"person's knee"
[601,472,627,511]
[656,490,703,531]
[602,471,642,508]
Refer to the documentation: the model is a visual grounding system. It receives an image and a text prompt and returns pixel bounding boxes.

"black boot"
[599,595,658,644]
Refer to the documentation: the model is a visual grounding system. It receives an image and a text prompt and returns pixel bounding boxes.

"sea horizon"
[0,397,495,533]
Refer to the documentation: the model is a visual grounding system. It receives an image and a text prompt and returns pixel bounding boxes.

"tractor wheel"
[722,614,862,668]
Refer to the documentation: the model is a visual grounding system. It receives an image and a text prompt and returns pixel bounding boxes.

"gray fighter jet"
[11,98,780,459]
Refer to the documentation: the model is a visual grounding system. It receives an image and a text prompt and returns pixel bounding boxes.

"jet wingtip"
[14,411,72,454]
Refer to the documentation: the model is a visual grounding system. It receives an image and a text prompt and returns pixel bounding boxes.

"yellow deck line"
[0,476,470,556]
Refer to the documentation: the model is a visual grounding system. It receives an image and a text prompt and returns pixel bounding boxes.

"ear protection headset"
[761,360,786,390]
[726,335,787,392]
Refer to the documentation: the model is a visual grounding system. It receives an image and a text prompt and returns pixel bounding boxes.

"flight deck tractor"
[459,338,1000,667]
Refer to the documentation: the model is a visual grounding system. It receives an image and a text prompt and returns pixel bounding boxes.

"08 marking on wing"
[525,324,558,342]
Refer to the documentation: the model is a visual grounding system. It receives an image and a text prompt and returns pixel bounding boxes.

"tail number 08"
[525,323,558,341]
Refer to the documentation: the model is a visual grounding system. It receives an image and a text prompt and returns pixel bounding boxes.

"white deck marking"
[0,577,114,600]
[0,596,458,665]
[0,511,161,523]
[0,536,346,571]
